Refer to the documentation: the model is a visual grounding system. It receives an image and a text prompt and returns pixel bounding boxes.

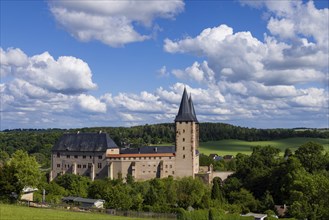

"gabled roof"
[62,196,105,204]
[52,132,118,152]
[175,88,198,122]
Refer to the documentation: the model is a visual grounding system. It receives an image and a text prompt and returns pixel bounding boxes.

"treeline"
[1,142,328,219]
[1,123,328,167]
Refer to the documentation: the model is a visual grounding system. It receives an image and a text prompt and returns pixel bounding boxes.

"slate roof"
[175,88,198,122]
[52,132,118,152]
[62,196,105,204]
[120,146,175,154]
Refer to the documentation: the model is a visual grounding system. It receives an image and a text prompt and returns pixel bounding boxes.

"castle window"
[98,155,102,159]
[144,157,146,160]
[159,157,162,159]
[97,163,102,169]
[183,155,185,159]
[169,157,172,159]
[172,171,175,174]
[154,157,156,159]
[67,155,70,158]
[83,155,86,159]
[170,165,172,168]
[57,164,60,168]
[57,152,60,158]
[149,157,151,159]
[83,165,86,168]
[182,138,185,142]
[74,155,78,158]
[77,164,81,168]
[183,147,185,150]
[183,129,185,133]
[165,165,168,168]
[90,156,92,159]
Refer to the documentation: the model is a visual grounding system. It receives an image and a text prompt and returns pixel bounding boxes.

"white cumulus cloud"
[1,48,97,94]
[49,0,184,47]
[162,1,328,128]
[78,94,107,113]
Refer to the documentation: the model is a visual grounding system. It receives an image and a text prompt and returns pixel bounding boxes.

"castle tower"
[174,88,199,178]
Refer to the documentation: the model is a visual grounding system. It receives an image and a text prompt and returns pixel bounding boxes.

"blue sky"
[1,0,328,130]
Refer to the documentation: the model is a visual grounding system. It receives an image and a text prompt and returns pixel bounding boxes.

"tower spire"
[175,88,198,122]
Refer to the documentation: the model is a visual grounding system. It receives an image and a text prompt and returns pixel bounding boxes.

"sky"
[0,0,328,130]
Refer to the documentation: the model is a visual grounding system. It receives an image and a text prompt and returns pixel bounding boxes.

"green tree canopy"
[8,150,41,188]
[295,141,326,173]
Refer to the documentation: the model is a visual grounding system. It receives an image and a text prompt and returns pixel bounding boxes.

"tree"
[176,177,208,209]
[0,163,23,202]
[7,150,41,188]
[288,171,329,219]
[284,148,292,158]
[55,174,91,197]
[295,142,326,173]
[227,188,259,213]
[211,177,224,206]
[0,150,41,202]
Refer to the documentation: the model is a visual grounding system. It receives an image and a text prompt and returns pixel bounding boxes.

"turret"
[174,88,199,178]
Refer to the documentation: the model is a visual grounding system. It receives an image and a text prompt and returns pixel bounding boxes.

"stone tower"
[174,88,199,178]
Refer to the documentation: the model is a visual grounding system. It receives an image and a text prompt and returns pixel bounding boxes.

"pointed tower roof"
[189,95,198,122]
[175,88,198,122]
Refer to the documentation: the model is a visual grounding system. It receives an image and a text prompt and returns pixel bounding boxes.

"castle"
[50,88,199,181]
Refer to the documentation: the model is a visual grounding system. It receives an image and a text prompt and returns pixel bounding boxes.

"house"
[209,154,218,160]
[50,88,200,181]
[223,155,234,161]
[241,213,267,220]
[274,204,288,217]
[62,196,105,209]
[20,186,38,202]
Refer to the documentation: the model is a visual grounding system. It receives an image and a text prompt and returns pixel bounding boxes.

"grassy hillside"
[0,204,144,220]
[199,137,329,156]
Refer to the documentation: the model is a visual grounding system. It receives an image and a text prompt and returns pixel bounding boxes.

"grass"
[199,137,329,156]
[0,204,145,220]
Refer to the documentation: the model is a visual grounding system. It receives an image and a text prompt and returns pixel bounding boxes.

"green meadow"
[199,137,329,156]
[0,204,144,220]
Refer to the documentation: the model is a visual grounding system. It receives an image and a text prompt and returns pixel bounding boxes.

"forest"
[0,122,328,168]
[0,142,328,219]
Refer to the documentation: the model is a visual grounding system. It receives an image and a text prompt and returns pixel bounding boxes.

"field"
[0,204,145,220]
[199,137,329,156]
